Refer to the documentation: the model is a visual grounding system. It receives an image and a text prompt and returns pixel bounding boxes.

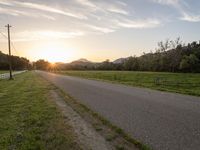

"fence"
[0,70,27,80]
[0,73,9,79]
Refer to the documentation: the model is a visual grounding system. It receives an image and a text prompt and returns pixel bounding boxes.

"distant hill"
[59,58,96,70]
[113,58,128,64]
[70,58,91,65]
[76,58,91,63]
[70,58,92,66]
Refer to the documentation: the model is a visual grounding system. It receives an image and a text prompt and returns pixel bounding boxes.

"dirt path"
[50,90,113,150]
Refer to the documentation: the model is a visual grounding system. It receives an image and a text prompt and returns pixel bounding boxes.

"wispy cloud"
[0,0,164,41]
[115,18,161,29]
[0,1,13,6]
[76,0,97,9]
[180,12,200,22]
[0,6,56,20]
[17,2,87,19]
[12,31,84,42]
[86,25,115,33]
[0,0,87,19]
[151,0,179,6]
[152,0,200,22]
[116,1,127,6]
[107,6,129,15]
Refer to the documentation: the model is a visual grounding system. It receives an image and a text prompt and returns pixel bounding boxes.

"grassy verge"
[0,70,8,74]
[0,72,81,150]
[55,71,200,96]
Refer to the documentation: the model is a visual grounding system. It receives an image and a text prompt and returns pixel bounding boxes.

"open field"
[0,72,81,150]
[56,71,200,96]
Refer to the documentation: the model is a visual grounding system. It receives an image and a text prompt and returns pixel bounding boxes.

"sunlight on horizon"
[28,42,77,63]
[0,0,199,62]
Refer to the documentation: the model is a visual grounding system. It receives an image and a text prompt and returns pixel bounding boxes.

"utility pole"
[5,24,13,80]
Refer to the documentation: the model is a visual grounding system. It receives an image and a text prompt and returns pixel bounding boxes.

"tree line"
[0,51,31,70]
[33,39,200,73]
[125,39,200,72]
[121,39,200,73]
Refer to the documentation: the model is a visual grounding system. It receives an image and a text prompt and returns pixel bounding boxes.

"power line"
[11,41,19,55]
[8,39,19,56]
[0,29,19,56]
[0,31,8,39]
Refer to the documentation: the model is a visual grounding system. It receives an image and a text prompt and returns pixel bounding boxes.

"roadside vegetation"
[0,70,8,74]
[0,51,31,70]
[0,72,81,150]
[57,71,200,96]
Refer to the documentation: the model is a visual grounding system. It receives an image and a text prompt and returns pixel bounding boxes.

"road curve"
[36,71,200,150]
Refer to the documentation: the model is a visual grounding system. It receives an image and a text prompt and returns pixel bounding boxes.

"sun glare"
[30,42,76,63]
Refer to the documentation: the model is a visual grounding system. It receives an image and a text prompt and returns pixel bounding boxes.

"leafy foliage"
[0,51,31,70]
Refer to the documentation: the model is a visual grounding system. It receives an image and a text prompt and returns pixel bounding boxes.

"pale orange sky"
[0,0,200,63]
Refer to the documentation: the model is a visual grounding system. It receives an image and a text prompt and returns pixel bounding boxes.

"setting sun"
[29,42,76,63]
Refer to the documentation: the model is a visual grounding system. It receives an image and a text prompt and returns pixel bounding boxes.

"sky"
[0,0,200,62]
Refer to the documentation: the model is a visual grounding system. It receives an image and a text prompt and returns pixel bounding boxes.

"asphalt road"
[37,71,200,150]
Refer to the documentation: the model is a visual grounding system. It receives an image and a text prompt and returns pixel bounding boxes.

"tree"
[180,54,199,72]
[0,51,31,70]
[34,59,50,70]
[123,56,139,71]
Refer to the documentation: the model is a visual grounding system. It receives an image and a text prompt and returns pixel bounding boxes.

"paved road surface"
[37,71,200,150]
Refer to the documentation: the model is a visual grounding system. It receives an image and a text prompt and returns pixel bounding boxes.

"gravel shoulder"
[50,90,113,150]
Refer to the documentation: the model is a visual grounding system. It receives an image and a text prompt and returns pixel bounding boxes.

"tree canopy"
[0,51,31,70]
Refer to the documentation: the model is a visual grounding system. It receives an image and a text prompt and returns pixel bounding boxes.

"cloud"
[0,0,164,41]
[76,0,129,15]
[0,6,56,20]
[0,1,13,6]
[107,6,129,15]
[115,18,161,28]
[86,25,115,33]
[0,7,21,16]
[12,31,84,42]
[152,0,179,6]
[17,1,87,19]
[116,1,127,6]
[76,0,97,9]
[180,12,200,22]
[0,0,87,19]
[151,0,200,22]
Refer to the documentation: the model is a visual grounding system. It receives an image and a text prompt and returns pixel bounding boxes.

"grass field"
[57,71,200,96]
[0,70,8,74]
[0,72,81,150]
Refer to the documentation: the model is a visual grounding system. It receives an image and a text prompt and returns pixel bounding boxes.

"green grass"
[56,71,200,96]
[0,70,8,74]
[0,72,81,150]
